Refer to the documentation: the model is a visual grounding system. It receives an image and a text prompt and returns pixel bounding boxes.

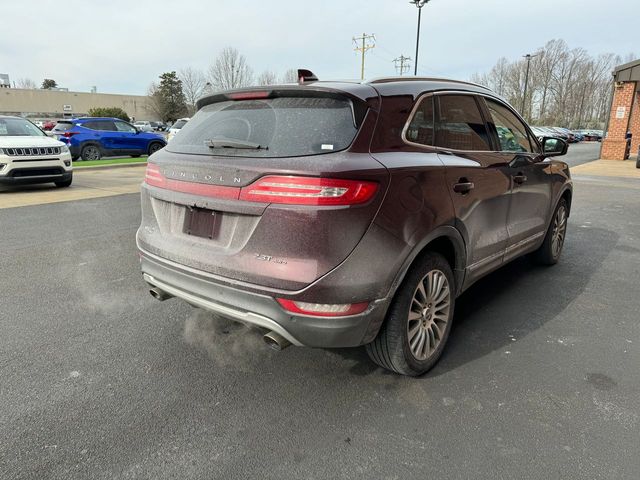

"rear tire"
[366,252,455,376]
[148,142,163,155]
[534,198,568,265]
[55,176,72,188]
[81,144,101,161]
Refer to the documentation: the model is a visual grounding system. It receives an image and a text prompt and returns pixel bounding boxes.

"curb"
[73,162,148,171]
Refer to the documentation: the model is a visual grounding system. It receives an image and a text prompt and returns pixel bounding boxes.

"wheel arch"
[388,226,467,299]
[80,141,103,152]
[147,140,166,155]
[560,186,572,214]
[79,141,104,159]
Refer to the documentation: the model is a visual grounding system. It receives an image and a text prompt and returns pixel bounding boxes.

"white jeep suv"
[0,116,73,188]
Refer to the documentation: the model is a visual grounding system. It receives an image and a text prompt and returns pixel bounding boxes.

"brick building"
[601,59,640,160]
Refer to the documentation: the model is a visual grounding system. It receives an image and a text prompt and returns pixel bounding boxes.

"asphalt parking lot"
[1,143,639,479]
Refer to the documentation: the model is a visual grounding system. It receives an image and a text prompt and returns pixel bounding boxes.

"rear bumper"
[139,246,388,348]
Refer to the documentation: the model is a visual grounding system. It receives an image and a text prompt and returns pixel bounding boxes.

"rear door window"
[167,96,359,157]
[435,95,491,151]
[95,120,117,131]
[82,121,102,130]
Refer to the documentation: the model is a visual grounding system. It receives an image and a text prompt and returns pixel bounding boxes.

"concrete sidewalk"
[571,158,640,179]
[0,165,146,209]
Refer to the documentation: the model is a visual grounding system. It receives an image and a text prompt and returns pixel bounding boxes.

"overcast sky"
[1,0,637,95]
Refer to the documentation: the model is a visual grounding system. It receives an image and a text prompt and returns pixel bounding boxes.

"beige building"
[0,87,159,121]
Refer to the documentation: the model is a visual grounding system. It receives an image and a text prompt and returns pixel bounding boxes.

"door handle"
[513,173,527,185]
[453,179,474,194]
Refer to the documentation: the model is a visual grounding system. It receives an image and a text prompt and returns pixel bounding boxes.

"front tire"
[366,252,455,376]
[55,176,72,188]
[535,198,568,265]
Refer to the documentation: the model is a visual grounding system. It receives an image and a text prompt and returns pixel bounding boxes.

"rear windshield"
[0,118,46,137]
[167,96,358,157]
[52,121,73,132]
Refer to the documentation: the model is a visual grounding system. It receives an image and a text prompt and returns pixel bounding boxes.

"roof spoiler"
[298,69,318,84]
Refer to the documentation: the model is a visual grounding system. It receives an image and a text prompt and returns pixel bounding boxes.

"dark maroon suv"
[137,73,572,376]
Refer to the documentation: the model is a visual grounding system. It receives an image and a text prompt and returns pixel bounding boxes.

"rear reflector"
[239,176,378,206]
[277,299,369,317]
[145,166,377,206]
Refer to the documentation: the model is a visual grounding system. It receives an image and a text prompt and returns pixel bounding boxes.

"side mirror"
[542,137,568,156]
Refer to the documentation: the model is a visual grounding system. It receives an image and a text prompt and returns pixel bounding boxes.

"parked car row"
[167,118,189,142]
[529,126,603,143]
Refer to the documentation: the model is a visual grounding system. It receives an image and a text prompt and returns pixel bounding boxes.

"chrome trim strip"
[143,273,303,346]
[467,231,545,272]
[400,90,540,155]
[504,231,545,254]
[5,146,61,156]
[467,249,505,271]
[136,241,304,296]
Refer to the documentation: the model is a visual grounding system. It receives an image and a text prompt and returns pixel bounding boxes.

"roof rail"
[366,76,490,90]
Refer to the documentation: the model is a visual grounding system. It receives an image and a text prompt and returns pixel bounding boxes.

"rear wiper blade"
[205,137,267,150]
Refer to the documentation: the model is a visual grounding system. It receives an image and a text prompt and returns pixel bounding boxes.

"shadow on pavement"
[330,225,619,377]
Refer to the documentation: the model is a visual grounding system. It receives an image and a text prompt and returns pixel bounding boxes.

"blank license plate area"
[185,207,220,239]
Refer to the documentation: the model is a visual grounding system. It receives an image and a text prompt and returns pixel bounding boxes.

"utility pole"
[410,0,431,76]
[521,53,538,119]
[393,55,412,76]
[353,33,376,80]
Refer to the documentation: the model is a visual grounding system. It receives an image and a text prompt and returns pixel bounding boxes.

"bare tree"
[179,67,206,114]
[281,69,299,84]
[471,39,635,128]
[146,82,164,120]
[15,78,36,89]
[256,70,278,86]
[208,47,253,90]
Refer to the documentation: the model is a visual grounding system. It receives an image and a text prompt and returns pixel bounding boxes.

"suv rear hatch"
[137,86,388,291]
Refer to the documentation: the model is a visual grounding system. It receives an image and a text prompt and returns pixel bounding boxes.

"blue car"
[52,117,166,161]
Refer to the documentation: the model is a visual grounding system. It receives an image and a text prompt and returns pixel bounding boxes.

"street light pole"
[521,53,537,119]
[410,0,430,76]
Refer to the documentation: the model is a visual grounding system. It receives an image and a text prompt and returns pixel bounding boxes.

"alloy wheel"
[551,205,567,258]
[407,269,451,361]
[83,146,100,160]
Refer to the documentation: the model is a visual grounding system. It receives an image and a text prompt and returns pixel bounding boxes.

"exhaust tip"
[263,331,291,351]
[149,287,172,301]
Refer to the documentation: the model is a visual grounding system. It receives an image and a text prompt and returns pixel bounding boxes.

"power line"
[393,55,412,76]
[352,33,376,80]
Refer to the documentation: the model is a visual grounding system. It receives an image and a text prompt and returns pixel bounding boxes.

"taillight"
[144,163,166,187]
[227,91,270,100]
[239,176,377,206]
[276,299,369,317]
[144,167,377,206]
[63,131,79,138]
